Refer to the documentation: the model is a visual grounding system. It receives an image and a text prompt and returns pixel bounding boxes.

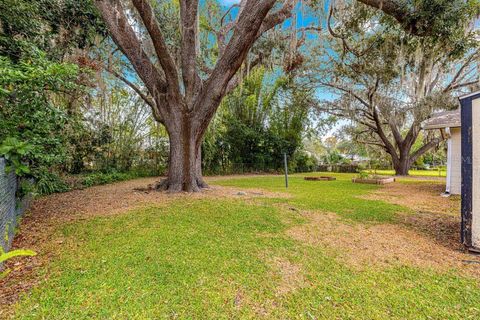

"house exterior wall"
[472,98,480,249]
[449,128,462,195]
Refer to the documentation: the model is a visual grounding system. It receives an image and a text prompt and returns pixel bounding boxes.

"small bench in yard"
[351,176,395,185]
[304,176,336,181]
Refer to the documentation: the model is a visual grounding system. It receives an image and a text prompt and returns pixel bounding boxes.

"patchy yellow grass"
[287,211,480,277]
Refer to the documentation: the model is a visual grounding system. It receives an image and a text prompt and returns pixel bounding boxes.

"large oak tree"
[95,0,305,192]
[94,0,458,191]
[311,1,480,175]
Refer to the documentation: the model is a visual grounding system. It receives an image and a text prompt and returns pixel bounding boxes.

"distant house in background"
[422,109,461,195]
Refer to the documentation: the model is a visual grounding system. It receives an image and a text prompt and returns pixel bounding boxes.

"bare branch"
[220,3,240,26]
[94,0,166,100]
[327,4,376,58]
[371,106,399,161]
[256,0,297,38]
[106,67,155,108]
[444,49,480,93]
[356,0,423,35]
[389,119,404,144]
[318,82,371,108]
[131,0,182,105]
[357,140,388,149]
[195,0,279,126]
[180,0,201,106]
[409,137,443,164]
[447,80,479,91]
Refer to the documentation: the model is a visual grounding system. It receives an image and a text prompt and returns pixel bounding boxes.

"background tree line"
[1,0,479,194]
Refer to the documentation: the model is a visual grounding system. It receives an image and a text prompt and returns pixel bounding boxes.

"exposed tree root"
[197,176,209,189]
[154,179,170,191]
[154,177,209,193]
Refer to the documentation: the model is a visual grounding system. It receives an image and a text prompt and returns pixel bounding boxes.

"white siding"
[472,98,480,248]
[449,128,462,195]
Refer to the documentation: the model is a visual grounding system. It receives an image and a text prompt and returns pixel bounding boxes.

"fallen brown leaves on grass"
[363,181,459,216]
[287,211,480,275]
[288,181,480,277]
[1,176,478,318]
[363,182,461,249]
[269,256,309,296]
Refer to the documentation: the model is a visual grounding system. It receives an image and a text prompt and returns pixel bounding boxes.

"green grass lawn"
[216,173,402,223]
[12,174,480,319]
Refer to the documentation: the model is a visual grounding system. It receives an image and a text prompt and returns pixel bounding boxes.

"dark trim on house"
[459,94,479,247]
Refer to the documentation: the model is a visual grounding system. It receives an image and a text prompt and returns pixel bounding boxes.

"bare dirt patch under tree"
[287,180,479,276]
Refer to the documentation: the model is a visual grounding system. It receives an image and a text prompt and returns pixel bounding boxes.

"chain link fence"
[0,158,31,254]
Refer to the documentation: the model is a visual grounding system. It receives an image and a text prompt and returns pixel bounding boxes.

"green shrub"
[34,169,70,195]
[81,171,138,188]
[358,171,370,179]
[292,152,317,173]
[0,137,33,176]
[17,179,35,198]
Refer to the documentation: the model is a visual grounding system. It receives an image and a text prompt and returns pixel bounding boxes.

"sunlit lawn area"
[11,174,480,319]
[365,169,446,177]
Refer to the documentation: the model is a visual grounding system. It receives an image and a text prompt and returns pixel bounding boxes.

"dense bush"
[202,69,314,175]
[34,169,71,195]
[0,52,82,193]
[291,152,318,173]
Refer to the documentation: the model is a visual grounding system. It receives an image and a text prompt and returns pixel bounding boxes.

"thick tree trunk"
[387,139,441,176]
[393,157,410,176]
[157,113,207,192]
[95,0,296,193]
[392,149,411,176]
[195,143,208,188]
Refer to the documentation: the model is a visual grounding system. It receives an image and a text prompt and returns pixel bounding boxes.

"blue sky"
[219,0,239,4]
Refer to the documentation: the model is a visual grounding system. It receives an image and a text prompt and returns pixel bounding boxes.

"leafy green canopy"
[394,0,480,40]
[308,0,480,174]
[316,0,480,39]
[0,0,106,194]
[0,0,105,61]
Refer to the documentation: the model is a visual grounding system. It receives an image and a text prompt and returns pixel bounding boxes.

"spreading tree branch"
[180,0,201,106]
[195,0,289,127]
[95,0,166,102]
[131,0,182,105]
[256,0,297,38]
[409,137,443,164]
[356,0,423,35]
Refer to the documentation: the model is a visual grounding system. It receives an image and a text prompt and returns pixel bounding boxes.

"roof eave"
[422,124,461,130]
[458,90,480,101]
